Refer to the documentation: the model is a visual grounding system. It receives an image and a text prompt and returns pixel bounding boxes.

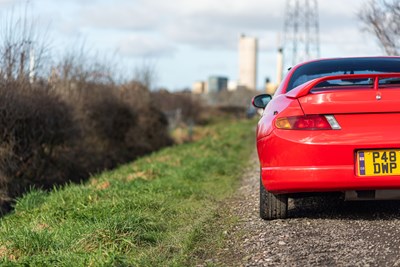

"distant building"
[208,76,228,93]
[227,80,238,91]
[265,78,278,95]
[239,34,258,90]
[192,81,207,94]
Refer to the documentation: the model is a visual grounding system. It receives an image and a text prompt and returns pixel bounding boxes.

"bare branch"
[134,60,158,90]
[359,0,400,55]
[0,2,51,83]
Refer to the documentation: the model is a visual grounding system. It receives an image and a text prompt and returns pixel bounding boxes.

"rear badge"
[376,94,382,100]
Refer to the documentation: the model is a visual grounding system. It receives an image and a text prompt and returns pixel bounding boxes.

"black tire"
[260,178,288,220]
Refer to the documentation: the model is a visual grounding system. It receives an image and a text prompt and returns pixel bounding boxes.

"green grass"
[0,119,255,266]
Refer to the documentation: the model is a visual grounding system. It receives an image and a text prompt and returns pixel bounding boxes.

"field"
[0,119,255,266]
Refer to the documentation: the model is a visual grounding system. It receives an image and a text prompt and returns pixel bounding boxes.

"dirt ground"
[206,154,400,266]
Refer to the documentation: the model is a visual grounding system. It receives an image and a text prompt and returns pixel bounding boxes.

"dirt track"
[208,154,400,266]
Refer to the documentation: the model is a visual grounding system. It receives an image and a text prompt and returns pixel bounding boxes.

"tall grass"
[0,119,255,266]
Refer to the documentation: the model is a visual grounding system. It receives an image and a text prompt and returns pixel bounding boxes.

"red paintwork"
[256,58,400,194]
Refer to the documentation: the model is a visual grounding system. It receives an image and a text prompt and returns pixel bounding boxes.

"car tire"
[260,178,288,220]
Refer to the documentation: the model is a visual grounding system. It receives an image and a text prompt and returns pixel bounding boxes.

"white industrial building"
[192,81,207,94]
[238,35,258,90]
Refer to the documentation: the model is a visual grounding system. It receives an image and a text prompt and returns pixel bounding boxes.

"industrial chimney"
[239,34,258,90]
[276,47,283,85]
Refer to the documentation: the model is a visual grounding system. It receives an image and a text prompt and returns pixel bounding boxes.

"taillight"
[275,115,341,130]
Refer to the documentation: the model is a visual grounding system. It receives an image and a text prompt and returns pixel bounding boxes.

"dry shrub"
[0,7,173,212]
[0,80,75,207]
[215,106,247,118]
[0,58,174,212]
[52,81,172,174]
[151,90,204,124]
[86,96,136,142]
[0,79,173,211]
[118,82,172,155]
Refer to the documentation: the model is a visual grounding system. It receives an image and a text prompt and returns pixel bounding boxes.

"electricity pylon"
[283,0,320,68]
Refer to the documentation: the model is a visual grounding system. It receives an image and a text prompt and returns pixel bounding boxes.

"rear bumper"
[258,125,400,194]
[262,166,400,194]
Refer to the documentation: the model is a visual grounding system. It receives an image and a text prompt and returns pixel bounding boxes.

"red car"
[253,57,400,220]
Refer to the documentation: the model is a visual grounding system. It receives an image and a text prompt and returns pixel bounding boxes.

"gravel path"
[210,153,400,266]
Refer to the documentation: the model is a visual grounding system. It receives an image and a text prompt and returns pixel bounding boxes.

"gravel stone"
[208,153,400,266]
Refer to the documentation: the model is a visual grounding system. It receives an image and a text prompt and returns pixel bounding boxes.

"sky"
[0,0,383,90]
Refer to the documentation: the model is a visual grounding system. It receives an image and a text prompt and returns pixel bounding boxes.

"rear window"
[287,58,400,92]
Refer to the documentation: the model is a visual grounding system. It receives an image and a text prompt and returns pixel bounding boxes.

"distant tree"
[359,0,400,56]
[0,3,51,82]
[134,60,158,90]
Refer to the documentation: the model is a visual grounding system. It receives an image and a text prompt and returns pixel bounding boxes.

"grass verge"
[0,119,255,266]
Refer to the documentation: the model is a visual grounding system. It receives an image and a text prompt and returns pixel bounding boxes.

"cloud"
[71,0,371,53]
[169,1,283,49]
[27,0,380,60]
[0,0,21,7]
[161,7,282,50]
[117,34,176,58]
[74,0,283,50]
[79,3,160,32]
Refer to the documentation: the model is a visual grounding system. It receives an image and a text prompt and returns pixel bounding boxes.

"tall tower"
[239,34,258,90]
[283,0,320,68]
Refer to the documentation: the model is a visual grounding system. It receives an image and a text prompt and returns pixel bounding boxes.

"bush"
[151,90,204,125]
[0,78,173,212]
[0,5,183,212]
[65,82,173,173]
[0,80,75,209]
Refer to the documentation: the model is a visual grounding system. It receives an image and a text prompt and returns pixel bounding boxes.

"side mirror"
[252,94,272,109]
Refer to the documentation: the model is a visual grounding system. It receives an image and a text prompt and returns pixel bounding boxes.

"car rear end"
[259,73,400,197]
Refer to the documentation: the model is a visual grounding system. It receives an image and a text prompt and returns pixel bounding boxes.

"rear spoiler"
[286,73,400,99]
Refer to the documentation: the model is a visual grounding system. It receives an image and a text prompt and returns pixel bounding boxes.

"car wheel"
[260,178,288,220]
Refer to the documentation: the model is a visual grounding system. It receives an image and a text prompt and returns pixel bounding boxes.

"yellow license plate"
[357,149,400,176]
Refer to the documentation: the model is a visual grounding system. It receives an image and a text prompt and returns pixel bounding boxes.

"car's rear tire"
[260,178,288,220]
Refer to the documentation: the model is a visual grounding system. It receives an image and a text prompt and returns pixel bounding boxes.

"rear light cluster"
[275,115,341,130]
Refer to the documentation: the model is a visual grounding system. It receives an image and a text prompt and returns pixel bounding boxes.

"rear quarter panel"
[257,95,304,140]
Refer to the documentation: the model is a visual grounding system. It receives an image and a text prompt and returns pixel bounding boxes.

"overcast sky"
[0,0,382,90]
